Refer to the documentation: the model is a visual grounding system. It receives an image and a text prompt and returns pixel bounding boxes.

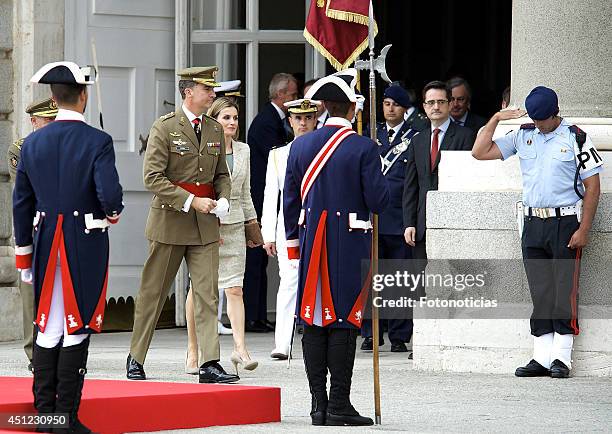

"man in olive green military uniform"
[127,66,238,384]
[7,97,57,369]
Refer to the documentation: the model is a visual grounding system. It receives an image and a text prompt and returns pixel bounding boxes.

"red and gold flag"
[304,0,377,71]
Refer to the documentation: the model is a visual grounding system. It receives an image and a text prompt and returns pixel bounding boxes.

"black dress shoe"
[311,410,326,426]
[408,352,413,360]
[245,320,268,333]
[326,407,373,426]
[515,359,549,377]
[360,337,384,351]
[199,362,240,384]
[126,354,146,380]
[550,359,570,378]
[390,341,408,353]
[262,319,276,331]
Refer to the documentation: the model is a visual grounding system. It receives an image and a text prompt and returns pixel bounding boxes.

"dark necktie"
[388,128,395,142]
[454,119,464,127]
[192,118,202,143]
[430,128,440,171]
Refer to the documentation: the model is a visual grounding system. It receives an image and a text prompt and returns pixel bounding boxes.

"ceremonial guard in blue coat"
[13,61,123,433]
[284,69,388,426]
[361,84,428,354]
[472,86,603,379]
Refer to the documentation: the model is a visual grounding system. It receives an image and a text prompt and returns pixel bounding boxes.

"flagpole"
[366,1,382,425]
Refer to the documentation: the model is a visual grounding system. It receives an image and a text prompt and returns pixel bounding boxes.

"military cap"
[525,86,559,120]
[384,85,411,108]
[25,98,58,118]
[284,98,320,114]
[31,61,96,85]
[177,66,221,87]
[214,80,244,98]
[305,68,358,103]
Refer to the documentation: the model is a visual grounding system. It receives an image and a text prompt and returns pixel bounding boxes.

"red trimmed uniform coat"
[283,120,389,329]
[12,120,123,335]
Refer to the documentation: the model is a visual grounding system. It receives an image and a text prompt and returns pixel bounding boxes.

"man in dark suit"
[447,77,487,134]
[402,80,475,266]
[245,73,298,332]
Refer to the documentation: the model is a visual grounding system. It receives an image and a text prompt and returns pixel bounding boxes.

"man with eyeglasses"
[402,81,475,289]
[447,77,487,135]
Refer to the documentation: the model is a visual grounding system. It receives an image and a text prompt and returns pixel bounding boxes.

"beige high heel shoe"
[185,353,199,375]
[230,351,258,375]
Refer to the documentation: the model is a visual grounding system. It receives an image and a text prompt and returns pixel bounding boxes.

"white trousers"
[35,265,88,349]
[272,240,299,355]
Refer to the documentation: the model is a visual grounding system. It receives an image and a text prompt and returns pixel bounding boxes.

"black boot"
[32,343,61,433]
[326,329,373,426]
[54,338,92,434]
[302,326,329,426]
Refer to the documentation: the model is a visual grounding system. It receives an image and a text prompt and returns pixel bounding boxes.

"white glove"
[21,268,33,284]
[288,259,300,269]
[356,95,365,113]
[211,197,230,218]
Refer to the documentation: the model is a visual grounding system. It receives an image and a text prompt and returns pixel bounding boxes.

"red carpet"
[0,376,280,433]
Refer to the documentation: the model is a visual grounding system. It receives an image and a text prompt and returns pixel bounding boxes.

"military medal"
[169,132,181,137]
[173,138,190,152]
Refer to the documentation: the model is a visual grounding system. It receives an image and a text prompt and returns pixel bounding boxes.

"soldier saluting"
[13,61,124,433]
[472,86,603,378]
[127,67,237,384]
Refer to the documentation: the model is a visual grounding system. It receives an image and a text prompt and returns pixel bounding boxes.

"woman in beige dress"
[186,97,263,375]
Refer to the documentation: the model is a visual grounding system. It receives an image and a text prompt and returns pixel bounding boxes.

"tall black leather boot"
[54,338,92,434]
[302,325,329,425]
[32,342,61,433]
[326,328,373,426]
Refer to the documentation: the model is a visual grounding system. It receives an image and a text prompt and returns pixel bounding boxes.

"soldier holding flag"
[283,69,388,426]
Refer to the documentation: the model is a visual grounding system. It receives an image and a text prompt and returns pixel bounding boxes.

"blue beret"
[525,86,559,120]
[383,85,411,108]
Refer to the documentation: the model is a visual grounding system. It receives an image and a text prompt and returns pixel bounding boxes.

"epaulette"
[568,125,587,149]
[159,112,175,121]
[520,123,536,130]
[13,138,25,150]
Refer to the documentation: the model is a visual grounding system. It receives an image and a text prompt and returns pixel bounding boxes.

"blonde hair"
[207,97,240,138]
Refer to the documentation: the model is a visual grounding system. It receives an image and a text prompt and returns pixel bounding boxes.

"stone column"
[510,0,612,148]
[0,0,64,342]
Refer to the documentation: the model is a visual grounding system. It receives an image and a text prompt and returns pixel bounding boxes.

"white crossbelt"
[523,205,579,219]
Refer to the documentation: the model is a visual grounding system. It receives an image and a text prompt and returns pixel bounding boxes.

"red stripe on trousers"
[570,248,582,335]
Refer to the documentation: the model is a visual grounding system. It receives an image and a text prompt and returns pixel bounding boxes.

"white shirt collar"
[433,117,451,133]
[55,108,85,122]
[386,120,404,136]
[271,101,286,120]
[325,117,353,129]
[182,104,202,124]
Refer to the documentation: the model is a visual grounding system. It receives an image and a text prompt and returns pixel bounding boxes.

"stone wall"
[0,0,64,342]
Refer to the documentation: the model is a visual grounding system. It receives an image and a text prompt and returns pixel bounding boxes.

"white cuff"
[211,197,230,218]
[183,194,195,212]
